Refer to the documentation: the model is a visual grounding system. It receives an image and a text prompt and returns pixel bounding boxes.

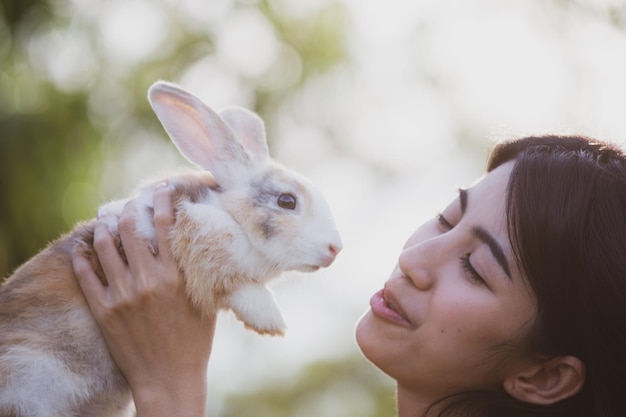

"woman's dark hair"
[427,135,626,417]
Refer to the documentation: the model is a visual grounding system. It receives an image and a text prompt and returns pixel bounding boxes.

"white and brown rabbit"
[0,81,343,417]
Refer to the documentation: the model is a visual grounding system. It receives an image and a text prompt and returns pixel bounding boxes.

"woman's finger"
[93,220,128,285]
[72,248,108,317]
[153,182,175,264]
[117,199,154,280]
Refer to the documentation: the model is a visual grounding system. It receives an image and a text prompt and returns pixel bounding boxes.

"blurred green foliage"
[0,0,348,279]
[222,355,395,417]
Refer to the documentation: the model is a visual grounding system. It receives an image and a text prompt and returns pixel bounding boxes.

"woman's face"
[356,161,537,400]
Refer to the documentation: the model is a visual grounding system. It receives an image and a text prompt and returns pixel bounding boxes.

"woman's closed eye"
[460,254,488,286]
[437,213,490,287]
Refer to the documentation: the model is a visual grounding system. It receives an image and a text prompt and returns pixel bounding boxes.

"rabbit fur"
[0,81,343,417]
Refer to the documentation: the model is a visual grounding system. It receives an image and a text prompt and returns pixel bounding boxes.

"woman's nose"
[398,240,438,291]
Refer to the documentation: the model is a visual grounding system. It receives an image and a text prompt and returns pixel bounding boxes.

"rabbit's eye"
[277,193,297,210]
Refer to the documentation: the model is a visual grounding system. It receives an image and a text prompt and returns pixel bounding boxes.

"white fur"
[0,346,87,417]
[228,284,286,334]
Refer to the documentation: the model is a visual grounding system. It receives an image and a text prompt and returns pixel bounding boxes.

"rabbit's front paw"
[228,284,286,336]
[97,200,125,234]
[98,198,158,255]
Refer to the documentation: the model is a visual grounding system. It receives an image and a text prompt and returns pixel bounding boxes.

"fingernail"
[156,181,168,189]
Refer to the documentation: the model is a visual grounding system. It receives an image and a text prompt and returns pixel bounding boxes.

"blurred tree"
[0,0,100,276]
[0,0,51,34]
[0,85,101,278]
[221,354,395,417]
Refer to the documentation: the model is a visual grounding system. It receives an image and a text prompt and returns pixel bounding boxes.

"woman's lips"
[369,289,412,327]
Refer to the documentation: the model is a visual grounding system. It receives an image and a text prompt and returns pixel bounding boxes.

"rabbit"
[0,81,343,417]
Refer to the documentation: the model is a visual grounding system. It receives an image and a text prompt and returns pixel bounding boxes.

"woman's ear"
[503,355,585,405]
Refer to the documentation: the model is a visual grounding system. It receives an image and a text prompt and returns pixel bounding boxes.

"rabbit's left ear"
[148,81,254,187]
[220,107,269,163]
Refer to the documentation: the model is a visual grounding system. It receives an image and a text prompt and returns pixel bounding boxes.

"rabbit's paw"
[99,197,159,255]
[97,200,125,234]
[228,284,286,336]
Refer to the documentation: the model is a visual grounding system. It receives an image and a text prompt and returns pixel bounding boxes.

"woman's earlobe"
[503,355,585,405]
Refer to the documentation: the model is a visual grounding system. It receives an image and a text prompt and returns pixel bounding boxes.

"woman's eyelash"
[460,255,487,286]
[438,213,488,287]
[437,213,453,229]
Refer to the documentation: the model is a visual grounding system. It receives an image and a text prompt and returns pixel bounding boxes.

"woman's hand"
[72,182,216,417]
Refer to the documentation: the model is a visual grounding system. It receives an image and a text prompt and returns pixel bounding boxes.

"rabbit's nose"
[329,243,342,258]
[321,244,342,267]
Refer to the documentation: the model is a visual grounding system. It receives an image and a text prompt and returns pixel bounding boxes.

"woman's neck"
[396,384,435,417]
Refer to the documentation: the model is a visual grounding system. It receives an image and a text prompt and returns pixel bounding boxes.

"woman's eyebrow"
[471,227,512,278]
[460,187,512,279]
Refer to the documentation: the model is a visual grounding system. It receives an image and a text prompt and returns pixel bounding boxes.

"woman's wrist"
[132,368,208,417]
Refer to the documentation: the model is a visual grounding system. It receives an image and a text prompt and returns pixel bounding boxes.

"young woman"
[73,135,626,417]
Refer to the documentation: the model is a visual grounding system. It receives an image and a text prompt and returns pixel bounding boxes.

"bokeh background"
[2,0,626,415]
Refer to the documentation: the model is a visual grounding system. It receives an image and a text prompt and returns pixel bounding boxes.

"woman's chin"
[355,310,381,363]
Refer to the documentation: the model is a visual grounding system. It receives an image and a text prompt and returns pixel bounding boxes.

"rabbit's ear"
[220,107,269,163]
[147,81,250,179]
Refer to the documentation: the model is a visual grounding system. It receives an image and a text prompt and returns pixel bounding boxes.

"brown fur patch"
[169,209,238,314]
[170,171,218,204]
[0,231,129,414]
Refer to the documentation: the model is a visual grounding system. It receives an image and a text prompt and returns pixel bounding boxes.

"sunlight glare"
[179,56,255,108]
[216,9,279,77]
[97,0,169,65]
